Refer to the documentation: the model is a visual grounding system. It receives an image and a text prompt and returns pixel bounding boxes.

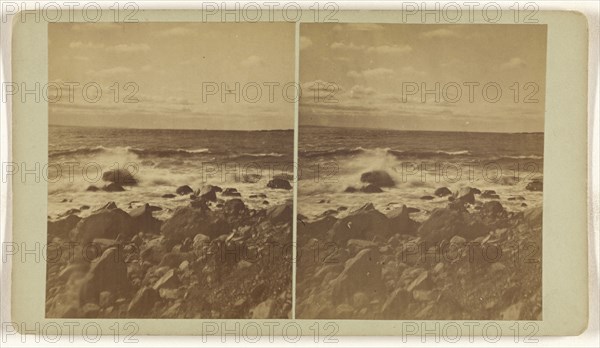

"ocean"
[48,126,294,219]
[298,126,544,221]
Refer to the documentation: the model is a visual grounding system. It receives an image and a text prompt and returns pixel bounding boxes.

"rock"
[489,262,507,273]
[330,203,391,243]
[99,291,115,308]
[481,190,500,199]
[197,185,220,202]
[60,208,81,217]
[418,208,486,243]
[481,201,505,216]
[223,198,245,215]
[95,201,118,212]
[453,187,475,204]
[162,193,176,198]
[331,249,384,303]
[524,207,542,227]
[242,174,262,183]
[80,205,90,210]
[86,185,100,192]
[103,183,125,192]
[420,195,435,200]
[434,187,452,197]
[407,271,431,292]
[222,188,241,197]
[102,168,137,186]
[382,288,410,319]
[274,173,294,181]
[360,184,383,193]
[266,178,292,190]
[73,208,135,245]
[81,303,100,317]
[128,287,160,316]
[176,185,193,195]
[48,214,81,239]
[192,233,211,250]
[140,237,168,264]
[161,206,229,243]
[251,299,275,319]
[80,247,129,305]
[267,203,292,225]
[508,196,526,201]
[57,263,89,282]
[129,203,161,234]
[470,188,482,195]
[153,269,180,290]
[360,170,395,187]
[521,203,528,207]
[262,200,269,205]
[525,179,543,192]
[344,186,357,193]
[347,239,378,254]
[385,205,416,235]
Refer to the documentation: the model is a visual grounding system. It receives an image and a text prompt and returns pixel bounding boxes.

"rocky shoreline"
[46,171,294,319]
[296,181,542,320]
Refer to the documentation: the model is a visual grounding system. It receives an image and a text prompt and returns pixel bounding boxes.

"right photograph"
[296,24,546,320]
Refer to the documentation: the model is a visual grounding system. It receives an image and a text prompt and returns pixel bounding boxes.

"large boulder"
[434,187,452,197]
[331,249,384,304]
[79,247,129,305]
[266,178,292,190]
[102,169,137,186]
[360,170,395,187]
[329,203,391,243]
[223,198,246,215]
[48,215,81,240]
[267,203,292,225]
[418,208,487,243]
[385,205,417,235]
[129,203,161,234]
[73,207,136,245]
[452,187,475,205]
[161,206,229,243]
[176,185,193,195]
[197,185,221,202]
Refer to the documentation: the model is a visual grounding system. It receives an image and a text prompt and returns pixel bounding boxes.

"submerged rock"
[526,179,543,192]
[434,187,452,197]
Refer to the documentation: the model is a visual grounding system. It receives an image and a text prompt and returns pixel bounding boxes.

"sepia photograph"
[296,24,546,320]
[45,22,295,319]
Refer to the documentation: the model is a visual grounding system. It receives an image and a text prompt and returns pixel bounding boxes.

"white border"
[0,1,598,347]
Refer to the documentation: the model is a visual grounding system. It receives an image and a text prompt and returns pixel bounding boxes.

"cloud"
[367,44,412,54]
[331,42,365,51]
[241,55,263,68]
[333,24,384,32]
[86,66,133,78]
[300,36,313,50]
[348,68,394,79]
[332,42,412,55]
[499,57,527,70]
[158,27,194,37]
[107,43,151,53]
[69,41,104,49]
[349,85,376,98]
[420,28,460,39]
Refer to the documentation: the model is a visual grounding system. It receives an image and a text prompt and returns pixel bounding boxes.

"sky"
[299,24,547,133]
[49,22,295,130]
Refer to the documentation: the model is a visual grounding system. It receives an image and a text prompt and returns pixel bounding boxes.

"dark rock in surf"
[102,168,137,186]
[162,193,176,199]
[176,185,193,195]
[360,170,395,188]
[266,178,292,190]
[197,185,220,202]
[86,185,100,192]
[222,188,242,197]
[420,195,435,200]
[361,184,383,193]
[434,187,452,197]
[344,186,358,193]
[103,182,125,192]
[526,179,543,192]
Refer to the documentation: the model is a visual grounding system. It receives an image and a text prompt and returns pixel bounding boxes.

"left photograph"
[46,22,295,319]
